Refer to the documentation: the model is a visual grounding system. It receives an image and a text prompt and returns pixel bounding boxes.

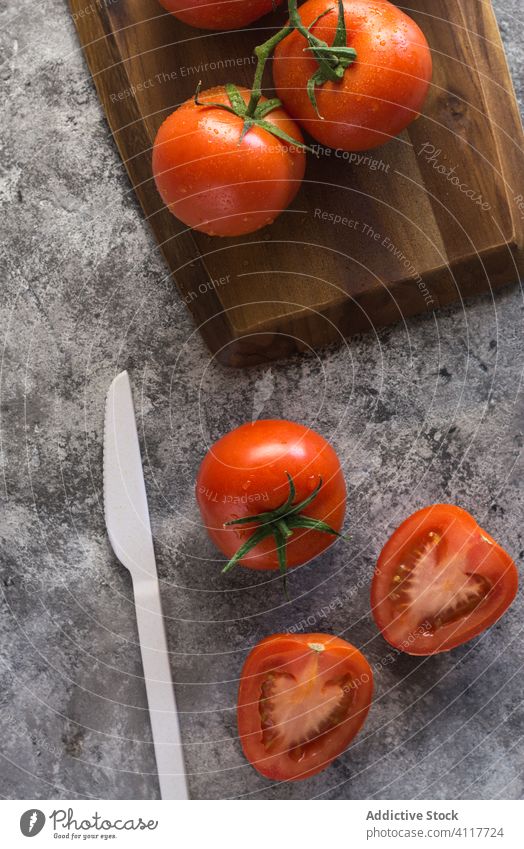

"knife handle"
[132,576,189,800]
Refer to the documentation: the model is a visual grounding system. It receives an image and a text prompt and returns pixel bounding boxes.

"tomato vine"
[193,0,358,146]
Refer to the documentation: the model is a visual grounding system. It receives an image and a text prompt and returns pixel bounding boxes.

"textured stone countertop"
[0,0,522,800]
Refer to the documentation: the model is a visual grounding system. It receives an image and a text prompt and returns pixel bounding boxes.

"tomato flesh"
[371,505,518,655]
[390,530,491,630]
[260,666,355,757]
[238,634,373,780]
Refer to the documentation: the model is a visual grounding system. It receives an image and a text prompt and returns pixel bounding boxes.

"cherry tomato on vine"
[195,419,346,573]
[371,505,519,655]
[158,0,283,31]
[152,86,306,237]
[273,0,432,151]
[237,633,373,780]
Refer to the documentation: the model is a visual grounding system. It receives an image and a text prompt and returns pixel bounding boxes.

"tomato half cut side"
[371,505,518,655]
[237,633,373,781]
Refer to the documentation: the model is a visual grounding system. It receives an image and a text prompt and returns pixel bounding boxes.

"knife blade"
[104,370,189,800]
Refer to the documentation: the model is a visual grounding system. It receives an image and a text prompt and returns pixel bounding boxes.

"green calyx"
[289,0,357,117]
[194,80,308,150]
[193,0,357,147]
[222,472,342,589]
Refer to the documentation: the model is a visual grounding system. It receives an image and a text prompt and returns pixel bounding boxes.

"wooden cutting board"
[70,0,524,366]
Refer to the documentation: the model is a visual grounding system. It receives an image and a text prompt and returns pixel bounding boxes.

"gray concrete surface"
[0,0,523,800]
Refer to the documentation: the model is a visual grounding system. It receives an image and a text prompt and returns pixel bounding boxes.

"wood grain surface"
[70,0,524,366]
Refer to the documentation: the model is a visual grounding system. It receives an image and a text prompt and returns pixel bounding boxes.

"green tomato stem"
[288,0,326,48]
[245,25,294,117]
[195,1,357,146]
[221,472,344,587]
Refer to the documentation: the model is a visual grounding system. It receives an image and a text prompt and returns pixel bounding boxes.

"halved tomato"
[371,505,518,655]
[237,633,373,780]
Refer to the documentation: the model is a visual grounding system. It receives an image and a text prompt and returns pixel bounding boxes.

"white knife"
[103,370,189,800]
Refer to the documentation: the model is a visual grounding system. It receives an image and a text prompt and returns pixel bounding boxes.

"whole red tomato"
[238,633,373,780]
[371,505,519,655]
[273,0,432,151]
[152,86,306,237]
[158,0,283,31]
[196,419,346,573]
